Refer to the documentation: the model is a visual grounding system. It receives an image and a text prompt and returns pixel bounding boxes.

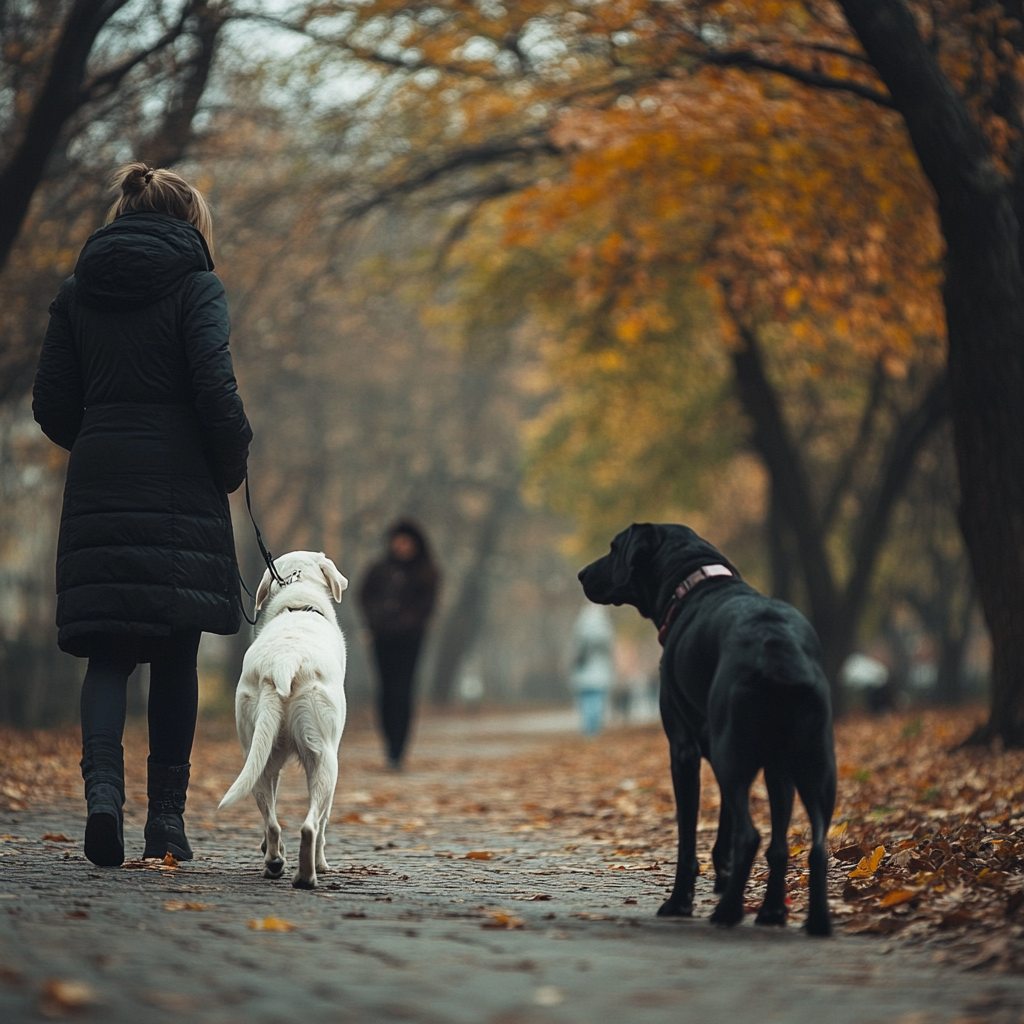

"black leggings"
[372,633,424,765]
[80,632,201,765]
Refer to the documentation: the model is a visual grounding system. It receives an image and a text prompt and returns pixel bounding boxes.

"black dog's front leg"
[658,735,702,917]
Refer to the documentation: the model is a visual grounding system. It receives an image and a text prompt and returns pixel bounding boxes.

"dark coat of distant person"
[358,520,440,638]
[32,211,252,658]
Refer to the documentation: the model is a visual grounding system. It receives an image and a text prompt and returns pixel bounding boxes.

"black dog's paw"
[754,905,787,927]
[657,897,693,918]
[804,913,832,937]
[712,875,729,894]
[709,902,744,927]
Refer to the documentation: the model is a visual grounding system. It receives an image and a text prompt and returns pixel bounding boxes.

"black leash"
[238,473,290,626]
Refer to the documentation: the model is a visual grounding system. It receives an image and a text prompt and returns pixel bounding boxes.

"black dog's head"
[578,523,738,622]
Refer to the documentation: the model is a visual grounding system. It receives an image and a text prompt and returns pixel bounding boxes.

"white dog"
[219,550,348,889]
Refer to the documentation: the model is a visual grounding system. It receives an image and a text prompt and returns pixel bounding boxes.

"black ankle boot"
[80,736,125,867]
[143,759,193,860]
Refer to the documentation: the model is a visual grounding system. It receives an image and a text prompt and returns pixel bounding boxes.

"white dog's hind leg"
[292,749,335,889]
[254,767,286,879]
[315,750,338,874]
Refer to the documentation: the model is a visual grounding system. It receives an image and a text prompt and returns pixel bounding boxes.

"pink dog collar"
[657,564,734,646]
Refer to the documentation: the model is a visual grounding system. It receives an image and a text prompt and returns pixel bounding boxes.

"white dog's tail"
[218,687,285,809]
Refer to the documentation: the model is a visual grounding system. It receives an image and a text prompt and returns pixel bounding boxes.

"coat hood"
[386,517,435,564]
[73,211,214,311]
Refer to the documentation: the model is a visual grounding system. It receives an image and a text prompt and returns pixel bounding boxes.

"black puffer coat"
[358,521,441,638]
[32,211,252,659]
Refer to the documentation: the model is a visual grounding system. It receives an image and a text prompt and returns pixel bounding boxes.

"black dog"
[578,523,836,936]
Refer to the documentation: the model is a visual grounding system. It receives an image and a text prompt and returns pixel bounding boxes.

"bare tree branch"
[80,1,197,104]
[684,47,894,107]
[820,356,886,531]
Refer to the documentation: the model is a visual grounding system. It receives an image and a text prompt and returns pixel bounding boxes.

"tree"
[835,0,1024,741]
[276,0,1020,738]
[0,0,228,272]
[0,0,231,399]
[875,426,977,706]
[426,64,948,698]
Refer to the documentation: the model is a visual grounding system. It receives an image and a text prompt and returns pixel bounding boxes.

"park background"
[0,0,1004,730]
[12,5,1024,998]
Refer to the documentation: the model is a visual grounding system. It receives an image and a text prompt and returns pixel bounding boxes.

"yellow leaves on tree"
[506,70,943,361]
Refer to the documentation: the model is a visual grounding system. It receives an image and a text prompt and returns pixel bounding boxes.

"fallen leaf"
[533,985,563,1006]
[848,845,886,879]
[465,850,493,861]
[40,978,100,1016]
[878,889,918,908]
[940,908,976,929]
[833,843,864,863]
[248,917,296,932]
[162,852,179,868]
[845,915,906,935]
[977,868,1006,887]
[482,911,523,929]
[66,910,89,919]
[163,901,208,912]
[41,833,72,843]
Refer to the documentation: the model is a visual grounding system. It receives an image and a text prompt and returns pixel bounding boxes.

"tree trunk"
[934,632,966,706]
[732,323,946,707]
[429,484,516,705]
[145,2,227,169]
[766,483,795,603]
[0,0,129,271]
[839,0,1024,744]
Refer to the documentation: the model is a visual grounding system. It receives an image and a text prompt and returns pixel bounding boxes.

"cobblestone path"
[2,712,1024,1023]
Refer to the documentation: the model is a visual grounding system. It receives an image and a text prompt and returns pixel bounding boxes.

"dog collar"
[657,564,734,646]
[284,605,326,618]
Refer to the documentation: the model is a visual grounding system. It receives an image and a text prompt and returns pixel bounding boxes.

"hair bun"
[122,164,154,195]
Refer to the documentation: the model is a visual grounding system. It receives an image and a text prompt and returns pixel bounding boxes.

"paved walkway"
[2,712,1024,1023]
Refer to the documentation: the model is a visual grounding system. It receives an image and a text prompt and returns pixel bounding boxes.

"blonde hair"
[106,162,214,258]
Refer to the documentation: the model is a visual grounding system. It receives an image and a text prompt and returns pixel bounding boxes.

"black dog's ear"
[612,523,657,588]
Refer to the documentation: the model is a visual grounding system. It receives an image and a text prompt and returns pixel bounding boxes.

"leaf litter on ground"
[5,707,1024,969]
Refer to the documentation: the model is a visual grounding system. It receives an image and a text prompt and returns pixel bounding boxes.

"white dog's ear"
[254,569,273,612]
[318,554,348,603]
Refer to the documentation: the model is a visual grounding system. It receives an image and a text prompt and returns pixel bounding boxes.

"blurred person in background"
[33,163,251,867]
[571,604,616,736]
[358,520,441,769]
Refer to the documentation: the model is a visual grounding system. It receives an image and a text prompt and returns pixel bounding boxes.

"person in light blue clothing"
[570,604,616,736]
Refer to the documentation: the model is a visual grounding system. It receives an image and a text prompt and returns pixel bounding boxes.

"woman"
[358,520,441,769]
[33,163,251,867]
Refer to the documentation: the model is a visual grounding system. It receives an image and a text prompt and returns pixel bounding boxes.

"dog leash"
[238,473,299,625]
[657,564,734,646]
